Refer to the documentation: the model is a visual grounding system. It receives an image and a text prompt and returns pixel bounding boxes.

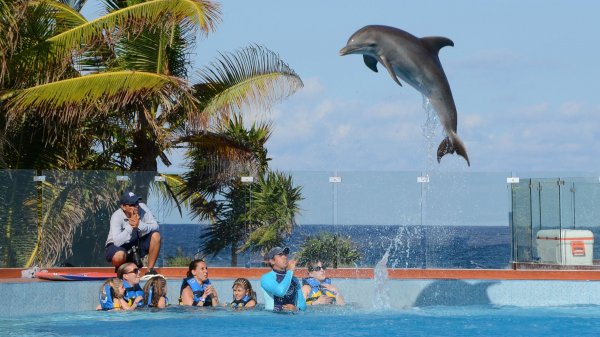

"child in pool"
[143,276,168,308]
[97,277,137,311]
[230,278,256,308]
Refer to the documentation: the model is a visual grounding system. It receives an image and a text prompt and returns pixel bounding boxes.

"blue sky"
[83,1,600,174]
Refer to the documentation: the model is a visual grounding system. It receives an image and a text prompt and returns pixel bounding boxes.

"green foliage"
[296,233,361,269]
[243,171,303,253]
[164,247,193,267]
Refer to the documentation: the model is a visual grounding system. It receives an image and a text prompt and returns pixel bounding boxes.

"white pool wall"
[2,278,600,317]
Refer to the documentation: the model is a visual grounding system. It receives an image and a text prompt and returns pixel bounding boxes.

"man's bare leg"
[147,232,161,270]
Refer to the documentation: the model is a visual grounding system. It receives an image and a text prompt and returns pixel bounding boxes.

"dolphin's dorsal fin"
[363,55,378,73]
[421,36,454,55]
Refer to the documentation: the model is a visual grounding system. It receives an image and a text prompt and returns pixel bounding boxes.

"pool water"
[2,304,600,337]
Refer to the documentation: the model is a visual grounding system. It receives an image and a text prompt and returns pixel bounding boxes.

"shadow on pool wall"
[413,280,498,306]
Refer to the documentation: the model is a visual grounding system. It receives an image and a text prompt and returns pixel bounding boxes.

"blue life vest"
[147,287,169,307]
[274,270,298,310]
[302,277,336,303]
[99,284,115,310]
[179,276,212,306]
[122,280,145,307]
[230,295,252,308]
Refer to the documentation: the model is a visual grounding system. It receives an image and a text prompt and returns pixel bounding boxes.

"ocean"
[159,224,511,269]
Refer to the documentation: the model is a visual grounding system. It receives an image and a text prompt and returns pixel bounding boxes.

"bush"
[296,233,361,268]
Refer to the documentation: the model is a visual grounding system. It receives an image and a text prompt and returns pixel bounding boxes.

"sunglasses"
[311,266,326,272]
[125,268,140,275]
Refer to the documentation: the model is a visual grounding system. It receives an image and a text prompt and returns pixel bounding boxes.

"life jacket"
[179,276,212,306]
[122,280,145,307]
[230,295,252,308]
[147,286,169,308]
[303,277,336,304]
[99,284,115,310]
[273,270,298,310]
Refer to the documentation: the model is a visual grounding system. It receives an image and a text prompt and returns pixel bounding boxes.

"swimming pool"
[2,304,600,337]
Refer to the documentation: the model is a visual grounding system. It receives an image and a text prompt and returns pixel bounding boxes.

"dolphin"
[339,25,470,166]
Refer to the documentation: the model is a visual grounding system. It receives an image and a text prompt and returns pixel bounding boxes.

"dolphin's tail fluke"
[437,134,470,166]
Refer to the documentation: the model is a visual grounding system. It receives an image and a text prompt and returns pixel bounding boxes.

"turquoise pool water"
[2,305,600,337]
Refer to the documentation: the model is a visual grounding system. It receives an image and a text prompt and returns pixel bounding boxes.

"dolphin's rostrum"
[340,25,470,166]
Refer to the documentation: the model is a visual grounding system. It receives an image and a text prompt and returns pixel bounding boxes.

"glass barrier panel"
[0,170,37,268]
[423,172,511,269]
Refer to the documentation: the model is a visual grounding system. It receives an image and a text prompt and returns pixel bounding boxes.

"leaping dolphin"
[340,25,470,166]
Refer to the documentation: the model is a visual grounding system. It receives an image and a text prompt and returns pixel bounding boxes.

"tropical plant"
[296,233,362,268]
[243,171,303,254]
[186,116,271,266]
[164,246,194,267]
[0,0,303,267]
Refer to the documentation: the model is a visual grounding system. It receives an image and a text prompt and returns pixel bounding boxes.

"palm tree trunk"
[230,241,238,267]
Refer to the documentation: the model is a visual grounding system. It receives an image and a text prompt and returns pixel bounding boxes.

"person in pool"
[179,259,219,306]
[143,275,168,308]
[230,278,257,309]
[97,277,133,311]
[260,247,306,312]
[116,262,145,308]
[302,260,345,305]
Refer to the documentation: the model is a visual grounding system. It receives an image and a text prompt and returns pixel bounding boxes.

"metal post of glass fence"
[506,175,519,268]
[241,176,254,268]
[30,175,46,267]
[329,174,341,226]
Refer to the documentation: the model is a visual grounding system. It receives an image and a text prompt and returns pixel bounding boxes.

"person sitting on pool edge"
[302,260,345,305]
[105,191,161,275]
[117,262,145,308]
[260,247,306,312]
[179,259,219,306]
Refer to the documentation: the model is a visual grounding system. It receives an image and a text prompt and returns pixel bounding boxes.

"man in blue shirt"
[105,191,161,275]
[260,247,306,311]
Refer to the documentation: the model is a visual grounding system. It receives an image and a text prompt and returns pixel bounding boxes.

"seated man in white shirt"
[105,191,161,276]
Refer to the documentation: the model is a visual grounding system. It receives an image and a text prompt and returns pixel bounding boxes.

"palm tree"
[0,0,303,267]
[184,115,271,266]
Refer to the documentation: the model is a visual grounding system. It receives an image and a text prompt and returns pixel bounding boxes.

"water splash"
[373,250,390,310]
[420,95,439,170]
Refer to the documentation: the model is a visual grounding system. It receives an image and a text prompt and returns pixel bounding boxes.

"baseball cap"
[265,247,290,260]
[120,191,142,205]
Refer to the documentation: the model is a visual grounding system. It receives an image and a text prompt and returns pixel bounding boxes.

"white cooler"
[536,229,594,265]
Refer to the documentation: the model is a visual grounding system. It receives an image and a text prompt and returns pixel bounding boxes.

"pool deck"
[2,266,600,282]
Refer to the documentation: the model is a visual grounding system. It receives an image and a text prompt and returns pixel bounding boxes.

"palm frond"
[47,0,220,58]
[31,0,88,31]
[193,45,303,128]
[6,70,195,126]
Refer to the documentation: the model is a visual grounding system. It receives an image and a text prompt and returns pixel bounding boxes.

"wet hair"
[232,278,256,302]
[116,262,136,279]
[186,259,206,278]
[143,276,167,307]
[100,278,123,299]
[306,260,325,272]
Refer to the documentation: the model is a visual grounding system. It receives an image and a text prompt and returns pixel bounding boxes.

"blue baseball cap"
[266,247,290,260]
[120,191,142,205]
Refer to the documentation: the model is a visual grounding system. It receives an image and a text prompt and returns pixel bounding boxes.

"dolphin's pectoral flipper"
[437,135,470,166]
[363,55,379,72]
[380,56,402,87]
[420,36,454,55]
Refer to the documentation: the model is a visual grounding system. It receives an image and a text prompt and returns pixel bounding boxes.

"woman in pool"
[97,277,138,311]
[143,275,168,308]
[179,259,219,306]
[229,278,257,308]
[302,260,345,305]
